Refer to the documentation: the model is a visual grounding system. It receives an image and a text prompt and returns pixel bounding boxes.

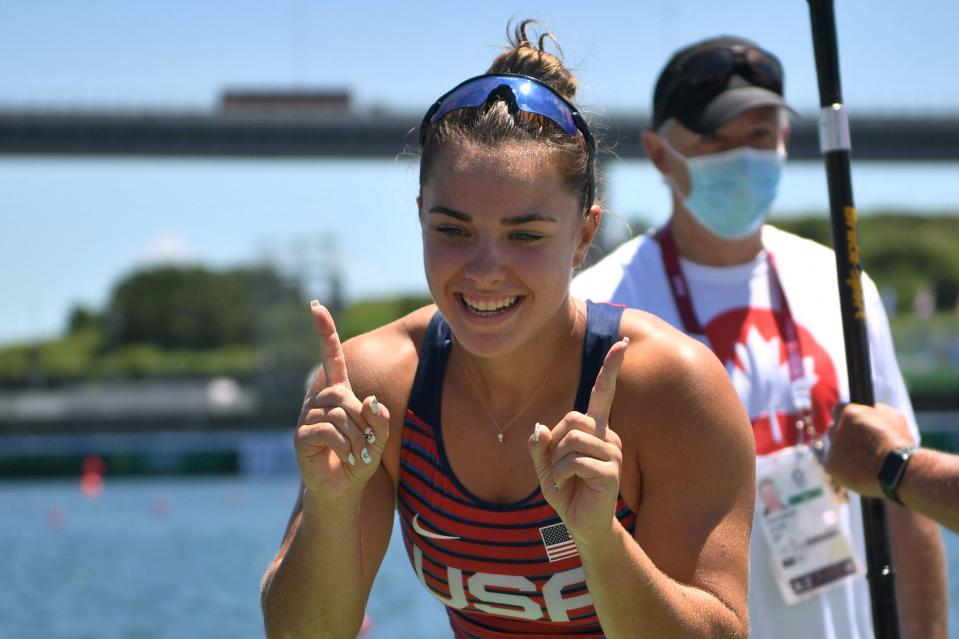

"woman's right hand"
[294,301,390,503]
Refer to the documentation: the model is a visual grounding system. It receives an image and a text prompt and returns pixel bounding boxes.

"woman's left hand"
[528,337,629,543]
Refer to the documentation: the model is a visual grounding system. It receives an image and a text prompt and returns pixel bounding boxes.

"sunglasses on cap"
[658,44,783,121]
[419,73,596,207]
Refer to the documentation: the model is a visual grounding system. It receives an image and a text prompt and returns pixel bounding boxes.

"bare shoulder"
[615,308,725,401]
[339,304,437,405]
[612,308,753,453]
[611,315,754,619]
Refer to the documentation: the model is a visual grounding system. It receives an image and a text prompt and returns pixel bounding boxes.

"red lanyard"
[655,225,706,335]
[655,225,815,438]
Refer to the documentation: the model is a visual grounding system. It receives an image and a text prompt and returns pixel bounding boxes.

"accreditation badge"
[755,445,863,605]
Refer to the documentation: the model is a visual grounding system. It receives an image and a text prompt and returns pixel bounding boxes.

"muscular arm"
[888,503,948,639]
[824,403,949,638]
[260,309,419,638]
[261,471,395,638]
[896,448,959,532]
[582,324,755,638]
[826,402,959,531]
[858,285,949,638]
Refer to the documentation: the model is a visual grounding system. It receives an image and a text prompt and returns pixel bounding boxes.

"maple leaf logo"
[726,326,821,442]
[704,307,839,454]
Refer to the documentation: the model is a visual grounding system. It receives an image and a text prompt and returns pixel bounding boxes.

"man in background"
[572,35,946,638]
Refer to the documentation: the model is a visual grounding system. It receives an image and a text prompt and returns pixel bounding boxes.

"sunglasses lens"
[744,48,783,92]
[429,76,579,136]
[428,77,504,126]
[682,49,736,92]
[510,81,578,135]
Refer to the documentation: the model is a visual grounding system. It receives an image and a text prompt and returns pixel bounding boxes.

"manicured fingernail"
[360,448,372,464]
[363,428,375,444]
[622,336,630,346]
[347,452,356,466]
[370,395,380,415]
[310,300,319,308]
[532,422,545,443]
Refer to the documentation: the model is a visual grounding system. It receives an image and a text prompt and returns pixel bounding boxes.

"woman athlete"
[261,20,755,639]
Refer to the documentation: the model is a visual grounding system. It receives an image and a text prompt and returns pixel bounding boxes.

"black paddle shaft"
[806,1,901,637]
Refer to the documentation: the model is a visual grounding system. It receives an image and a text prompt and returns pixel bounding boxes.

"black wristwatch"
[877,446,917,505]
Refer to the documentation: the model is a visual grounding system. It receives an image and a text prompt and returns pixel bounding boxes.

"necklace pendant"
[497,432,504,443]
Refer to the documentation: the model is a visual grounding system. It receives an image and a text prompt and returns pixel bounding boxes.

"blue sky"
[1,1,958,346]
[4,1,958,113]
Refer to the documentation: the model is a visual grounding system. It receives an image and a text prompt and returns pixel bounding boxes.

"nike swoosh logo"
[412,513,460,540]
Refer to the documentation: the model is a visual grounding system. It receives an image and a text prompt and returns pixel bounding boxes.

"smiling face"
[419,142,597,358]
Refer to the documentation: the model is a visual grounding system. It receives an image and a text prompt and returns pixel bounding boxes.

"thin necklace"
[454,309,580,443]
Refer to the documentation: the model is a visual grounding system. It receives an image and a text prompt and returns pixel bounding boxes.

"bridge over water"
[2,108,958,161]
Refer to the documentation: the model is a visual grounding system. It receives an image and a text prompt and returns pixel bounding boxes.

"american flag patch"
[539,522,578,562]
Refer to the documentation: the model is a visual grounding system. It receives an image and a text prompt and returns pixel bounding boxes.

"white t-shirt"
[572,224,918,639]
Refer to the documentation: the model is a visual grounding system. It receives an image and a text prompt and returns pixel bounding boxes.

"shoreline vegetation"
[1,212,957,422]
[0,212,956,478]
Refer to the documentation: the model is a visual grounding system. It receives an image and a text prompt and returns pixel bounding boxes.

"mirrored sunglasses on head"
[418,73,596,206]
[419,74,593,148]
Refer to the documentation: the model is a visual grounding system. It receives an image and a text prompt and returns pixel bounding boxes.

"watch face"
[878,446,916,504]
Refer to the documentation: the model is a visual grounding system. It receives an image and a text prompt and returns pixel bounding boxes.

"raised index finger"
[310,300,350,389]
[586,337,629,437]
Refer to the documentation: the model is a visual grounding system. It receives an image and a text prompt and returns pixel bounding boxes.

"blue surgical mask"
[665,143,787,240]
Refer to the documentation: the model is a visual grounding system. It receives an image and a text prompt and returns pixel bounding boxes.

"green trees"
[0,262,433,398]
[773,213,959,314]
[0,265,309,384]
[104,266,298,350]
[0,212,955,408]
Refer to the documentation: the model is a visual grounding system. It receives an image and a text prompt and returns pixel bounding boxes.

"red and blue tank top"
[398,301,637,638]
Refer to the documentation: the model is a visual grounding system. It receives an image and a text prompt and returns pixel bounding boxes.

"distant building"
[219,89,351,115]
